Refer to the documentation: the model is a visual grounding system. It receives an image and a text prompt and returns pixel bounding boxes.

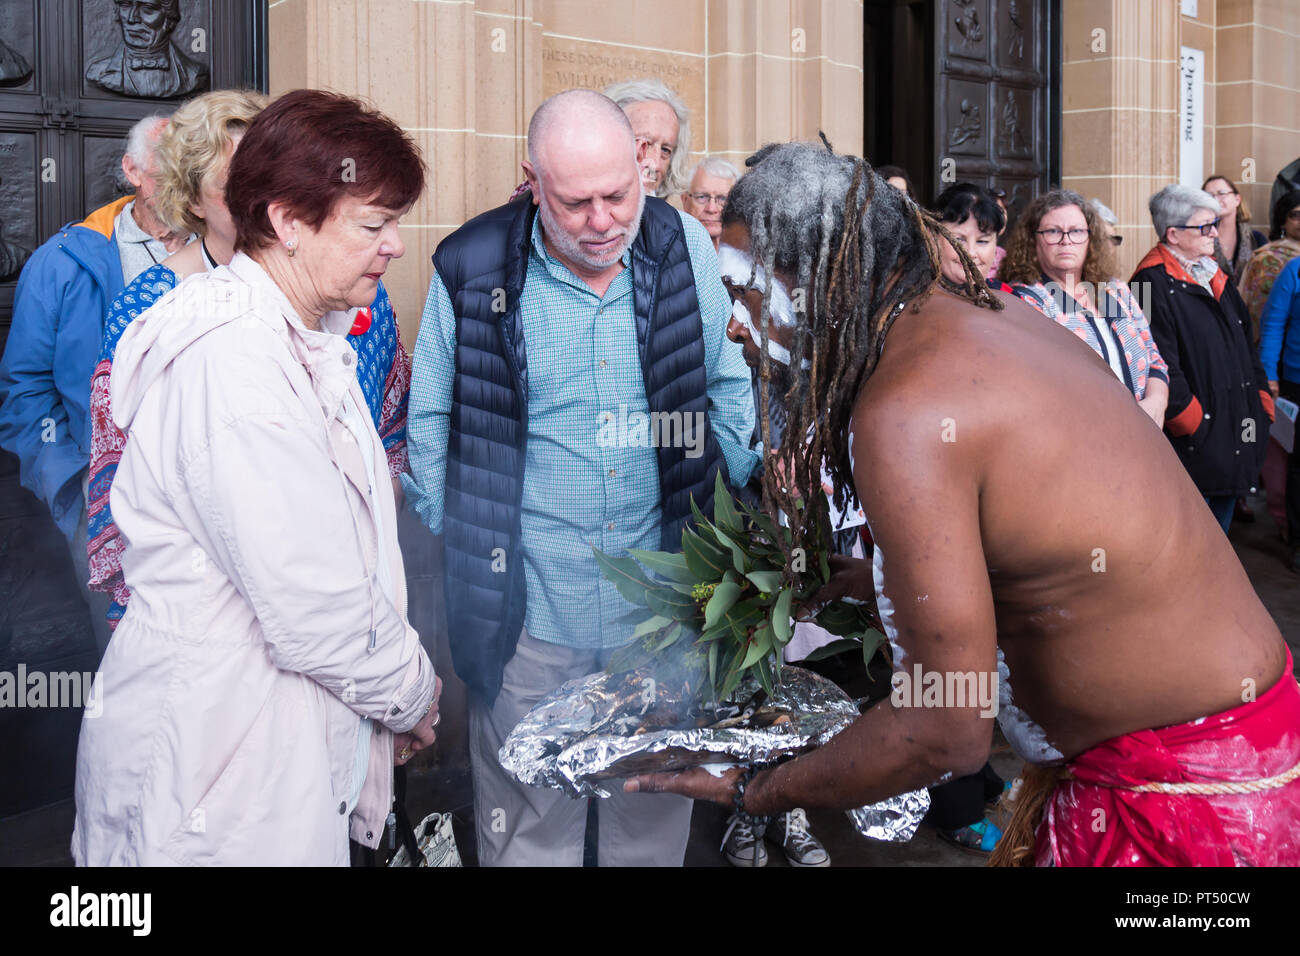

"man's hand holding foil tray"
[626,411,999,816]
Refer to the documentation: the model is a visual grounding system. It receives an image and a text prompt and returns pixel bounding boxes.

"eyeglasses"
[1207,189,1237,200]
[1037,227,1089,244]
[1171,218,1221,236]
[688,192,729,208]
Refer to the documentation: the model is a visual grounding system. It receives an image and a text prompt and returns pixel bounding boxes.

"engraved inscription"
[541,43,703,112]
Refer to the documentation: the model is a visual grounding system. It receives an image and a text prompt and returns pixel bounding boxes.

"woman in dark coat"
[1133,184,1274,533]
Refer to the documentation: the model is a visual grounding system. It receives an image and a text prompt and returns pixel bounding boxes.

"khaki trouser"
[468,629,694,867]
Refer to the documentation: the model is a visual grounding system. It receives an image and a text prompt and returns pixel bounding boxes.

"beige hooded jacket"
[72,254,435,866]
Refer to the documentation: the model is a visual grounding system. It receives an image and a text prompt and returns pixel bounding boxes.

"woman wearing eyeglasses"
[1202,174,1267,284]
[1132,184,1274,534]
[1000,189,1170,427]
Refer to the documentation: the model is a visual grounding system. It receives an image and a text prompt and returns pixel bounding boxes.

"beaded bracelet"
[733,764,771,829]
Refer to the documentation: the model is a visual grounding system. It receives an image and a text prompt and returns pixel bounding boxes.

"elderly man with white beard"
[604,79,692,199]
[403,89,757,866]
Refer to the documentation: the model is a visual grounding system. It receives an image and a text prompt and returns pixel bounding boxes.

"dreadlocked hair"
[724,142,1002,573]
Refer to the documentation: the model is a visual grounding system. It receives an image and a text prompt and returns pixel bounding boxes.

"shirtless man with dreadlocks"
[627,142,1300,866]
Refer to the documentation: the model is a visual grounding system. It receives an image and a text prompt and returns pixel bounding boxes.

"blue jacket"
[1259,255,1300,385]
[432,196,728,703]
[0,196,129,539]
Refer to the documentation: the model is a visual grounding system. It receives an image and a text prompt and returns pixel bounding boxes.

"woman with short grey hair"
[1132,183,1273,533]
[1089,198,1124,249]
[603,78,692,198]
[1148,183,1221,243]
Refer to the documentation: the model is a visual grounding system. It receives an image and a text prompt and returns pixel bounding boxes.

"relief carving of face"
[114,0,180,54]
[87,0,207,99]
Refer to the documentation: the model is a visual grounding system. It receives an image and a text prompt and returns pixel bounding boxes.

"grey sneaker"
[721,813,768,867]
[769,808,830,867]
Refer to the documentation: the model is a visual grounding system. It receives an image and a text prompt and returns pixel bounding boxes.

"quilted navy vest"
[432,196,727,703]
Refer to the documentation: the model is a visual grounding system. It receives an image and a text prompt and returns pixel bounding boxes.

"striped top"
[1011,277,1169,400]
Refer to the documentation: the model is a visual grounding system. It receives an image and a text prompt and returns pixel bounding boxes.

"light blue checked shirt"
[404,209,758,649]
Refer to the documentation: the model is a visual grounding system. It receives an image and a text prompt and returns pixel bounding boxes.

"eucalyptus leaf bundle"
[595,472,886,702]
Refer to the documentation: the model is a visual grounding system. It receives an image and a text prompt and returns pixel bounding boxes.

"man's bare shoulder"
[853,291,1028,429]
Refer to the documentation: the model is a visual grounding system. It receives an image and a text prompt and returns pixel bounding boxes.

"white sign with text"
[1179,46,1205,188]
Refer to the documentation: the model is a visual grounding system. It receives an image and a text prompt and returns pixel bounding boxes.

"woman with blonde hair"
[1202,174,1266,284]
[87,88,414,631]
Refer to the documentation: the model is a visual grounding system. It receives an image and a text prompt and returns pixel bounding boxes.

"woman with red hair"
[73,90,440,866]
[86,90,416,638]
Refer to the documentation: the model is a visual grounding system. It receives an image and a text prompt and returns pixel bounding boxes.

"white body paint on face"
[716,244,798,327]
[729,299,796,366]
[996,646,1065,764]
[717,243,811,370]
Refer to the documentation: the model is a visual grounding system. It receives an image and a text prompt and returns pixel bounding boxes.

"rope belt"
[1102,756,1300,796]
[988,755,1300,867]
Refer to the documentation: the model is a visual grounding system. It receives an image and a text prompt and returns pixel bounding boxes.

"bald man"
[404,90,757,866]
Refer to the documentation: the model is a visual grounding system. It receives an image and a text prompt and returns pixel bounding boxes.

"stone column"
[705,0,864,169]
[269,0,544,344]
[1061,0,1180,278]
[1214,0,1300,238]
